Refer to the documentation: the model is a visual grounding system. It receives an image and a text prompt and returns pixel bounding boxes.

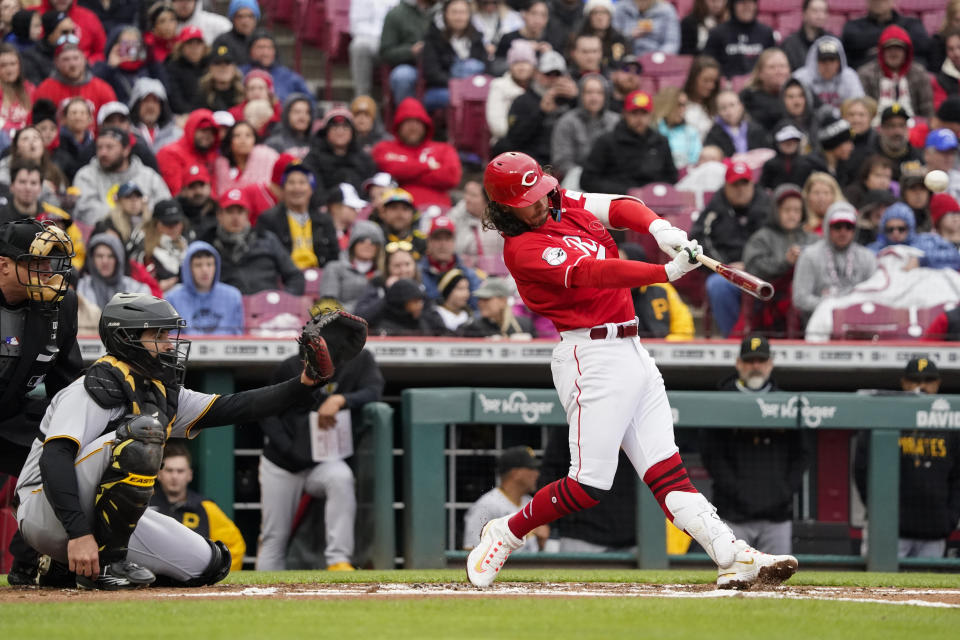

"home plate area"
[5,582,959,607]
[158,583,960,607]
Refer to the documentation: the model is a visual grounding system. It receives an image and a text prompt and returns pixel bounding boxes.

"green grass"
[2,570,958,640]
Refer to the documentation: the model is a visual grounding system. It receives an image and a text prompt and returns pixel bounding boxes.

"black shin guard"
[94,416,166,562]
[152,540,233,588]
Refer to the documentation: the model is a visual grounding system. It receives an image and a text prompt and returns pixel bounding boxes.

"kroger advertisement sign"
[474,390,566,425]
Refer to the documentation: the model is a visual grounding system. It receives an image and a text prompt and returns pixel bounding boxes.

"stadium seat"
[301,0,328,47]
[639,52,693,87]
[775,11,803,36]
[670,0,694,18]
[758,0,801,14]
[923,11,946,35]
[633,183,697,215]
[447,75,493,162]
[273,0,297,26]
[899,0,947,18]
[637,75,658,96]
[728,73,751,92]
[302,267,324,298]
[831,303,920,340]
[243,290,312,335]
[828,0,867,17]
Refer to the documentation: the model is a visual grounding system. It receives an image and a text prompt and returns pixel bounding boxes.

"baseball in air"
[924,169,950,193]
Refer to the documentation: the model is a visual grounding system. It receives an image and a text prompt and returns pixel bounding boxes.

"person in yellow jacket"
[36,200,86,271]
[150,442,247,571]
[620,242,694,340]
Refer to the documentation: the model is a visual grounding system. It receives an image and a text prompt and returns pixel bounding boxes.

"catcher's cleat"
[76,560,156,591]
[326,562,356,571]
[37,556,76,589]
[6,558,38,586]
[466,515,523,588]
[716,540,798,590]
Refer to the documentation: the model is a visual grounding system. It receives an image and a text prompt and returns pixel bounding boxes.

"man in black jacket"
[692,162,771,336]
[254,163,339,270]
[841,0,932,71]
[201,189,305,295]
[702,0,775,78]
[701,335,810,555]
[302,108,377,194]
[257,343,384,571]
[491,51,579,165]
[0,219,83,585]
[541,429,638,553]
[854,358,960,558]
[581,90,678,194]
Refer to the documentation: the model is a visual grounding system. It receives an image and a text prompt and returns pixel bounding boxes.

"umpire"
[0,219,82,585]
[700,335,811,555]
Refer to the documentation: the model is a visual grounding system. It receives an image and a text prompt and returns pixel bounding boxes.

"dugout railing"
[401,388,960,573]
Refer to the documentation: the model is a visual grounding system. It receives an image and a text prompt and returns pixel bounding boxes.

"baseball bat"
[696,254,775,301]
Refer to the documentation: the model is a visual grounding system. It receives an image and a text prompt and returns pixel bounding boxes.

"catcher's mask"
[99,293,192,387]
[0,219,74,307]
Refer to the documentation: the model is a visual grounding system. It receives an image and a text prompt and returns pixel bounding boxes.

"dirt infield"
[3,582,960,607]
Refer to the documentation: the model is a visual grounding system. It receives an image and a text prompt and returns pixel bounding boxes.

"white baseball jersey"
[463,488,538,552]
[16,377,217,495]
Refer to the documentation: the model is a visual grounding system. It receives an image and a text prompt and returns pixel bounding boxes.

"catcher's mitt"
[298,309,369,382]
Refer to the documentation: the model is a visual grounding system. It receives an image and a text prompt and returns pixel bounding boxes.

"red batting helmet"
[483,152,558,207]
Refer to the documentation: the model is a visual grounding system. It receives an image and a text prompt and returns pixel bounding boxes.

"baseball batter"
[466,152,799,589]
[15,292,335,589]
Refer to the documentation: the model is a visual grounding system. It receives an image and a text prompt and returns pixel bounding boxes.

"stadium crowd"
[0,0,957,341]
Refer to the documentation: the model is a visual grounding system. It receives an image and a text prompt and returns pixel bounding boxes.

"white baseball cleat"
[466,515,524,587]
[716,540,798,590]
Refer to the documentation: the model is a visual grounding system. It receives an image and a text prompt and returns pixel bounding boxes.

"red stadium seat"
[671,0,694,18]
[632,183,697,215]
[758,0,801,14]
[447,75,493,162]
[243,290,312,334]
[829,303,932,340]
[302,267,324,298]
[775,11,803,36]
[273,0,297,25]
[728,73,751,92]
[829,0,867,17]
[758,12,777,31]
[923,11,946,35]
[640,52,693,79]
[899,0,948,18]
[637,75,658,96]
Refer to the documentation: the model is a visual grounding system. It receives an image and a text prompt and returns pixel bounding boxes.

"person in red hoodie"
[32,36,116,115]
[156,108,221,197]
[37,0,106,64]
[857,25,934,122]
[371,97,462,209]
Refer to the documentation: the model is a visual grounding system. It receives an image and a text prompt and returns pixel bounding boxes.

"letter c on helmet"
[521,170,538,187]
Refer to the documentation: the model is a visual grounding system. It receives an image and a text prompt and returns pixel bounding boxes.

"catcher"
[14,293,367,589]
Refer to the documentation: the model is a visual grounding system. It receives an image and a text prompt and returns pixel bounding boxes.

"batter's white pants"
[256,455,356,570]
[16,433,214,582]
[552,327,679,491]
